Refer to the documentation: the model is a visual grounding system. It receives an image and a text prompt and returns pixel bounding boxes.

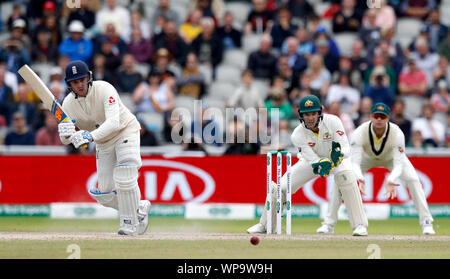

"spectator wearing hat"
[127,27,154,64]
[364,53,397,94]
[412,103,445,147]
[26,0,56,27]
[364,65,394,108]
[326,70,360,119]
[398,58,428,97]
[332,0,363,34]
[66,0,97,38]
[59,20,93,63]
[4,111,35,146]
[31,27,59,64]
[96,0,131,40]
[6,19,31,54]
[116,54,144,94]
[430,79,449,114]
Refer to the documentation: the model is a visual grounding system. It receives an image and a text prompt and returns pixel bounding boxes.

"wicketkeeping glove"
[312,158,334,177]
[330,141,344,168]
[70,130,94,148]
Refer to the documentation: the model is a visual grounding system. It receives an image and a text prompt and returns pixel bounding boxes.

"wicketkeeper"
[317,103,435,235]
[58,60,151,235]
[248,95,368,236]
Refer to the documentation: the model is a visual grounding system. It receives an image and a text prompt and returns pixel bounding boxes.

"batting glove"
[70,130,94,148]
[58,120,76,138]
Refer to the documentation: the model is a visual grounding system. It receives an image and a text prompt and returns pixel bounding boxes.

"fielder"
[248,95,368,236]
[58,60,151,235]
[317,103,435,235]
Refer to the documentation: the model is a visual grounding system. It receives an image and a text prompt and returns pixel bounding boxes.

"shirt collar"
[370,121,388,139]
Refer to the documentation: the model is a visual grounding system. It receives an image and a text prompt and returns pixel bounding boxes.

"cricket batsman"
[317,103,435,235]
[57,60,151,235]
[248,95,368,236]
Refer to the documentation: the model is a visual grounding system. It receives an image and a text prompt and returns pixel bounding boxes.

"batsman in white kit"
[58,60,151,235]
[317,103,435,235]
[248,95,368,236]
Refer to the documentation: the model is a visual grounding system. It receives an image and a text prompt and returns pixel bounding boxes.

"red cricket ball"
[250,236,260,245]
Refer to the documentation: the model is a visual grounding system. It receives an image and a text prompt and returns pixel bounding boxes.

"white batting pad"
[114,165,141,229]
[89,189,118,210]
[334,170,368,229]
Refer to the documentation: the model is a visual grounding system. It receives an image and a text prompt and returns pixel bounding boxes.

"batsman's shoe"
[422,224,435,235]
[137,200,151,235]
[352,225,368,236]
[247,223,266,234]
[118,224,137,236]
[316,223,334,234]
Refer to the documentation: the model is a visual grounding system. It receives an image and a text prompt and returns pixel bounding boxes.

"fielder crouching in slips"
[247,95,369,236]
[317,103,435,235]
[57,60,151,236]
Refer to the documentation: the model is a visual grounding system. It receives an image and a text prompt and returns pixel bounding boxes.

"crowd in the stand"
[0,0,448,154]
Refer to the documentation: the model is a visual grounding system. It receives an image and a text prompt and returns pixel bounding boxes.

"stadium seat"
[225,1,251,30]
[333,32,358,57]
[209,81,236,102]
[199,64,213,85]
[434,112,447,127]
[120,94,135,111]
[136,111,165,133]
[252,79,270,100]
[314,2,331,17]
[1,2,14,30]
[135,63,149,78]
[242,34,263,54]
[402,96,424,120]
[319,20,333,35]
[174,95,198,115]
[396,18,423,42]
[215,64,241,85]
[440,5,450,26]
[30,63,54,85]
[223,49,249,70]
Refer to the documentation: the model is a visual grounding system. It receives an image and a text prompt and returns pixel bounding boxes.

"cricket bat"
[18,64,87,148]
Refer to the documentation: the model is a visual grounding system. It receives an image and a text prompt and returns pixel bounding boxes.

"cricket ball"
[250,236,259,245]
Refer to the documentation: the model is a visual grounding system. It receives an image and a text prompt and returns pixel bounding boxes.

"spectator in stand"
[374,38,404,76]
[153,20,189,66]
[353,96,372,127]
[224,117,260,155]
[0,29,31,76]
[281,27,313,57]
[247,34,277,81]
[151,0,180,28]
[327,101,355,137]
[332,56,363,92]
[179,9,204,45]
[391,98,412,145]
[244,0,275,35]
[287,0,315,25]
[0,68,15,125]
[35,14,62,47]
[401,0,436,20]
[35,110,62,146]
[305,54,331,101]
[314,38,339,74]
[58,21,93,63]
[176,52,206,99]
[4,111,35,146]
[398,58,428,97]
[0,63,18,96]
[10,83,38,129]
[151,48,177,82]
[282,37,308,73]
[227,69,264,110]
[7,4,28,35]
[94,23,128,57]
[96,36,122,81]
[359,8,381,47]
[189,0,225,26]
[412,103,445,147]
[364,53,397,94]
[133,70,175,119]
[49,80,65,104]
[92,54,117,86]
[123,10,151,44]
[374,0,396,29]
[66,0,96,38]
[410,37,440,89]
[438,33,450,61]
[408,25,435,53]
[326,70,360,119]
[127,27,154,64]
[31,27,59,64]
[270,7,298,50]
[96,0,130,40]
[425,9,448,53]
[350,40,370,78]
[332,0,363,34]
[432,56,450,87]
[138,118,159,146]
[430,79,449,114]
[8,19,31,54]
[216,11,242,50]
[265,87,293,121]
[364,66,394,108]
[117,53,144,94]
[276,55,299,98]
[312,27,341,57]
[190,17,224,73]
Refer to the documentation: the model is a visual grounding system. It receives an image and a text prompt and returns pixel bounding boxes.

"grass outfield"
[0,217,449,259]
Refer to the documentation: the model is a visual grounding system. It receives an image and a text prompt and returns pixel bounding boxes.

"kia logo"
[87,160,215,203]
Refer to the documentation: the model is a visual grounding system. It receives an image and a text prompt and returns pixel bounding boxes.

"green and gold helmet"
[298,95,323,125]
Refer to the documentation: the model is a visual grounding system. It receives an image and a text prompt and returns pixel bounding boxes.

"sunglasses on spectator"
[372,113,388,120]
